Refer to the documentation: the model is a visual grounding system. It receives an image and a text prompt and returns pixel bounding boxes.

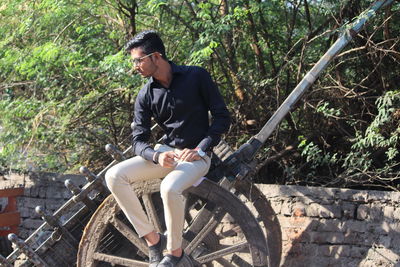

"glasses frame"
[131,52,157,66]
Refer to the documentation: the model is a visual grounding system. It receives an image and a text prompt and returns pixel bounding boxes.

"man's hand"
[177,148,201,162]
[158,151,178,168]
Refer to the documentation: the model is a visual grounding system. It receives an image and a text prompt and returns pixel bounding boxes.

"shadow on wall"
[257,184,400,267]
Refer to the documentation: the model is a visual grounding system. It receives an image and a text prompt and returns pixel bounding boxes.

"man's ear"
[155,52,163,60]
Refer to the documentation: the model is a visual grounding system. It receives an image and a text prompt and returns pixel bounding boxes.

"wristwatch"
[196,148,206,157]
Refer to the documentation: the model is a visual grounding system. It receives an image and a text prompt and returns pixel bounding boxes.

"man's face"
[130,48,157,77]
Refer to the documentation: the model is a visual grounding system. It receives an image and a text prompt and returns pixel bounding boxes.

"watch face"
[198,149,205,157]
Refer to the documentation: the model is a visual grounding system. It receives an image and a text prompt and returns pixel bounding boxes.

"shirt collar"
[149,61,184,86]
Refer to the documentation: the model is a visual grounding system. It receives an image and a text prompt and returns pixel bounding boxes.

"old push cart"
[0,1,394,266]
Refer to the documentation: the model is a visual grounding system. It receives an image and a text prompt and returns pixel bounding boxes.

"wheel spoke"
[109,216,149,255]
[231,254,253,267]
[182,202,215,247]
[194,241,249,264]
[142,193,163,233]
[92,252,148,266]
[215,257,237,267]
[185,207,226,255]
[214,244,250,253]
[218,225,242,239]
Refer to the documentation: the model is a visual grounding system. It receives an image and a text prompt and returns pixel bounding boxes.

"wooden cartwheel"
[76,175,282,267]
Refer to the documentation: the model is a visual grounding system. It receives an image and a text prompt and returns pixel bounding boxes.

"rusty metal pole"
[8,234,48,267]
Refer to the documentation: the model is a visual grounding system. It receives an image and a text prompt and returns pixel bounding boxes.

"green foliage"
[343,91,400,173]
[0,0,134,172]
[316,102,342,118]
[0,0,399,191]
[293,90,400,188]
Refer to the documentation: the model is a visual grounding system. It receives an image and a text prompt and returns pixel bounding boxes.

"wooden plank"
[92,252,148,267]
[0,212,20,227]
[0,188,24,198]
[109,216,149,255]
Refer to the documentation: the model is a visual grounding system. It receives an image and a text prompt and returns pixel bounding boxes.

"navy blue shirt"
[132,62,231,161]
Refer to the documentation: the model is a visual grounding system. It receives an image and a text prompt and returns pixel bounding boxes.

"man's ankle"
[145,231,160,247]
[170,247,182,257]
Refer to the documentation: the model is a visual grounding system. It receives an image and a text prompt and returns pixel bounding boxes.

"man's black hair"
[125,30,167,60]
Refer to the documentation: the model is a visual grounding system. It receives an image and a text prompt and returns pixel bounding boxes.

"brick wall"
[1,173,399,266]
[257,184,400,267]
[0,172,86,239]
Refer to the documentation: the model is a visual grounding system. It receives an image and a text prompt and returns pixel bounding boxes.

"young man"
[105,30,230,267]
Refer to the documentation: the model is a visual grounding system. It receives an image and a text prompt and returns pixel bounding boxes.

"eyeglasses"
[131,52,157,66]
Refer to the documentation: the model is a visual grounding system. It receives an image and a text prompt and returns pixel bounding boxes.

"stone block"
[365,246,400,264]
[389,221,400,233]
[293,196,313,205]
[62,189,73,199]
[284,227,311,243]
[19,207,31,218]
[311,231,344,244]
[281,200,292,216]
[369,203,383,222]
[38,186,47,198]
[317,219,343,232]
[23,197,45,209]
[269,200,282,214]
[23,187,31,196]
[318,204,340,218]
[342,220,367,233]
[358,259,380,267]
[352,191,369,203]
[46,186,65,199]
[367,222,390,235]
[342,202,356,219]
[378,235,391,248]
[282,244,319,266]
[342,258,365,267]
[368,190,391,202]
[356,204,369,220]
[320,197,335,205]
[28,186,40,197]
[390,231,400,249]
[278,214,314,229]
[327,204,342,218]
[306,203,320,217]
[45,199,64,211]
[350,245,369,259]
[315,187,337,201]
[343,232,367,246]
[21,218,43,230]
[278,185,310,198]
[340,189,368,202]
[297,256,333,267]
[256,184,281,198]
[319,244,351,258]
[383,206,395,221]
[394,207,400,220]
[389,191,400,203]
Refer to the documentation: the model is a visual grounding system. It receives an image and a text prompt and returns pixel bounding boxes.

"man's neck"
[153,61,172,88]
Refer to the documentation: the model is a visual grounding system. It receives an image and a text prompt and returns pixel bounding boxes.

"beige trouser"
[105,144,211,251]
